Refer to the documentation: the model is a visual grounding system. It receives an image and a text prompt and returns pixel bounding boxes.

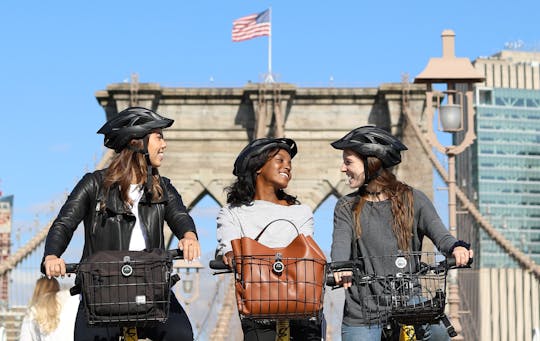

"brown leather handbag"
[231,219,326,319]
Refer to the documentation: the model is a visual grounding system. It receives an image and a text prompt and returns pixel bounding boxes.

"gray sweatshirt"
[330,188,457,326]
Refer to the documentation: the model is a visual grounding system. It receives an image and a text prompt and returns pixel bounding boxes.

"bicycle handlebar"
[207,255,473,286]
[64,249,184,274]
[442,256,473,269]
[65,263,78,274]
[209,259,230,270]
[168,248,184,259]
[326,256,473,287]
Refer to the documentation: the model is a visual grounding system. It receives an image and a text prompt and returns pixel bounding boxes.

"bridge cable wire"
[400,78,540,278]
[0,150,115,276]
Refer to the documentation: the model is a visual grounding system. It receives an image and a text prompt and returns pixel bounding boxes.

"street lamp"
[414,29,484,340]
[172,259,204,313]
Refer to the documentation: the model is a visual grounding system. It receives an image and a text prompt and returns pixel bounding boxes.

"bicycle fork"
[122,327,138,341]
[276,320,290,341]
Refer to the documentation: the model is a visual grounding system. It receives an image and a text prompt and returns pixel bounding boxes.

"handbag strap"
[254,218,299,241]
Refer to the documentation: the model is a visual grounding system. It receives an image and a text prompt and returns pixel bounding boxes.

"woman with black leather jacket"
[42,107,201,341]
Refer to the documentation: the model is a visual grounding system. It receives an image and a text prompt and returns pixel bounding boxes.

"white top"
[216,200,314,255]
[128,184,147,250]
[19,290,80,341]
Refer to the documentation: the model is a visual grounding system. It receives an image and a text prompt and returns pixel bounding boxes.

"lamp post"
[172,259,204,313]
[414,30,484,340]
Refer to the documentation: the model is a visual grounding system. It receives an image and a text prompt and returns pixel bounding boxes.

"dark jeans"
[74,293,193,341]
[241,316,325,341]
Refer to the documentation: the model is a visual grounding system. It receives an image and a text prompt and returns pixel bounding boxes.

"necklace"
[365,190,381,196]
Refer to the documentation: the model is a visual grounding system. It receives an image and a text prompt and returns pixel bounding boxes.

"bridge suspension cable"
[0,150,115,276]
[401,79,540,278]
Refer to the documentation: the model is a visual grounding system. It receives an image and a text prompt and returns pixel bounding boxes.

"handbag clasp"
[273,253,285,274]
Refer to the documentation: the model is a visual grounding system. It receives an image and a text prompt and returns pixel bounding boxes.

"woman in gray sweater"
[330,126,473,341]
[216,137,323,340]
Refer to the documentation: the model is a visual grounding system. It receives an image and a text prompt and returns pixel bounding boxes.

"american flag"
[232,9,270,42]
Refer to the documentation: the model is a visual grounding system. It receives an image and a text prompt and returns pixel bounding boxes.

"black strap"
[440,314,457,337]
[254,219,299,241]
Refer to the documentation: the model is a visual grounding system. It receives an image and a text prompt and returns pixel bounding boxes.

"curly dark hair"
[226,148,298,206]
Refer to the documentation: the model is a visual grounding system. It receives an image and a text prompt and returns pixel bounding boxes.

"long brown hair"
[353,156,414,250]
[103,138,164,207]
[28,277,61,334]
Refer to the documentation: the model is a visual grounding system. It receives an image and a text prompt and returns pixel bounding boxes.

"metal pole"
[268,7,272,76]
[447,153,464,340]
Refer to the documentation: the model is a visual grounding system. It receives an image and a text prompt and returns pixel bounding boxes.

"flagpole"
[267,7,273,82]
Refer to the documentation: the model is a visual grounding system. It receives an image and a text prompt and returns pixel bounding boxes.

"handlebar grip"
[65,263,78,274]
[325,272,337,287]
[209,259,229,270]
[445,256,473,268]
[168,249,184,259]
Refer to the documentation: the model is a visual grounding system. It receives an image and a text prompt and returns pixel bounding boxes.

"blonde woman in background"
[20,277,79,341]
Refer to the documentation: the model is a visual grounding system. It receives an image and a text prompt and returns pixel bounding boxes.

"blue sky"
[1,1,539,255]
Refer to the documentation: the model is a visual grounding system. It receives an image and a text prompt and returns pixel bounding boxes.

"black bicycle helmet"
[97,107,174,152]
[233,137,298,176]
[331,125,407,168]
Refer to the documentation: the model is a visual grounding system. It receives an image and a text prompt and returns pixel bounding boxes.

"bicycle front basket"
[356,251,449,326]
[231,234,327,319]
[77,249,173,326]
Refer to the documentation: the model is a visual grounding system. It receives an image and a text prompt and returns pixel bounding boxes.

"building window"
[478,89,493,105]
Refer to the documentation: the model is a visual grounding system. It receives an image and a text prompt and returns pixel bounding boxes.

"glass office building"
[474,88,540,266]
[457,51,540,267]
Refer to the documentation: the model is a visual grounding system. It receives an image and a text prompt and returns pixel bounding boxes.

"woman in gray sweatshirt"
[330,126,473,341]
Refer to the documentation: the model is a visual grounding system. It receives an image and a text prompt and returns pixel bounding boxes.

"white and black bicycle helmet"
[97,107,174,153]
[331,125,407,188]
[233,138,298,177]
[331,125,407,168]
[97,107,174,199]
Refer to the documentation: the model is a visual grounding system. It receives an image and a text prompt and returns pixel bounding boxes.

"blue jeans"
[342,324,381,340]
[342,321,450,341]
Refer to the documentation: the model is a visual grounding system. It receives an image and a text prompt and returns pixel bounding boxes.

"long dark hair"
[226,148,298,206]
[103,138,163,208]
[353,155,414,251]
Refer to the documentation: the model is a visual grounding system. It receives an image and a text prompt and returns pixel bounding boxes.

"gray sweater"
[330,188,457,326]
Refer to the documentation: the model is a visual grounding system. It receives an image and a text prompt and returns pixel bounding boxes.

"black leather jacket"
[44,169,197,262]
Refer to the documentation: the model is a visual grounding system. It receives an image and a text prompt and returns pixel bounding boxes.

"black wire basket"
[77,249,175,326]
[353,251,448,326]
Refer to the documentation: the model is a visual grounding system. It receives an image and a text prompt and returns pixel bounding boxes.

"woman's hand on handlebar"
[452,246,474,267]
[333,270,353,289]
[222,251,234,268]
[43,255,66,278]
[179,231,201,262]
